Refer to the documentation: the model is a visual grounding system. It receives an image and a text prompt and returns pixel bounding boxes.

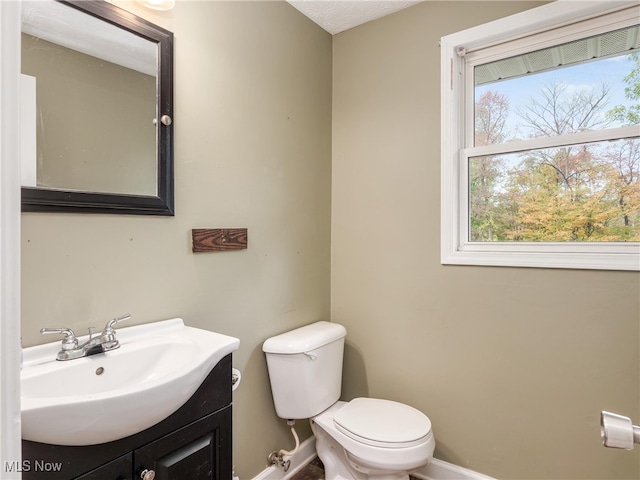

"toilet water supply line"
[280,419,300,456]
[268,420,299,472]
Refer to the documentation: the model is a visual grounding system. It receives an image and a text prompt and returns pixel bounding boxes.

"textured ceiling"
[287,0,423,35]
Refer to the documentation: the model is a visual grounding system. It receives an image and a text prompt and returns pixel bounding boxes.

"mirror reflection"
[21,0,158,196]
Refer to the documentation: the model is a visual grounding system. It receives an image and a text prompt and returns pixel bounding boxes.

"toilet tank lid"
[262,321,346,354]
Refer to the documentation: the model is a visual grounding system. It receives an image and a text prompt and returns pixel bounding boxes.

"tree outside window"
[470,36,640,243]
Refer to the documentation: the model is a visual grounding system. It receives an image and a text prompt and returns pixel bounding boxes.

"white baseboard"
[413,458,496,480]
[251,435,495,480]
[252,435,317,480]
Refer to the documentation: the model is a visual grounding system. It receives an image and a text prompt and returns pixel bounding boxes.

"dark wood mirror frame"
[21,0,174,216]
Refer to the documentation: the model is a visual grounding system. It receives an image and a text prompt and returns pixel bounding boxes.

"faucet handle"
[103,313,131,333]
[40,327,78,351]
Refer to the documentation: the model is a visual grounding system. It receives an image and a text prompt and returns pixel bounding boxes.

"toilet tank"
[263,321,347,420]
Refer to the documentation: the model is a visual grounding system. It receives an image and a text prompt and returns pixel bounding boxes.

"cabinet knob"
[139,469,156,480]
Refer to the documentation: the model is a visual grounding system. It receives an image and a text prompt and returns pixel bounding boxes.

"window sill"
[441,245,640,271]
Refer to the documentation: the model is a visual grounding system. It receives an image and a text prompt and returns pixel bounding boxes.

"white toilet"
[263,321,435,480]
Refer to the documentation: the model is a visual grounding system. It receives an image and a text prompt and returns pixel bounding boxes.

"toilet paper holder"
[601,411,640,450]
[231,368,241,391]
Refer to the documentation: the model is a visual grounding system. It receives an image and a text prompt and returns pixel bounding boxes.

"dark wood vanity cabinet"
[134,407,231,480]
[22,355,233,480]
[74,454,132,480]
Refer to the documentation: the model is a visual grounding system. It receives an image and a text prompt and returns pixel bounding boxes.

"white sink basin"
[21,318,240,446]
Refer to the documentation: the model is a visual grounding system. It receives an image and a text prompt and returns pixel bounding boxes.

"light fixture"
[135,0,175,11]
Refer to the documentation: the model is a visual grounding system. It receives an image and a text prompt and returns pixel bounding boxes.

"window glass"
[474,25,640,145]
[469,138,640,242]
[469,25,640,244]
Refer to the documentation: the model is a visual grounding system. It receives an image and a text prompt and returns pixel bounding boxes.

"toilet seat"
[333,398,432,448]
[313,400,436,476]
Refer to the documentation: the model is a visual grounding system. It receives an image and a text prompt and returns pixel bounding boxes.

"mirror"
[20,0,174,215]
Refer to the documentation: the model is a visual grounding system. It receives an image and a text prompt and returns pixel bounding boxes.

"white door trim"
[0,1,22,477]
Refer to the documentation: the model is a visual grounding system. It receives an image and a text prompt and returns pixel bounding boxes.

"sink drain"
[96,367,104,375]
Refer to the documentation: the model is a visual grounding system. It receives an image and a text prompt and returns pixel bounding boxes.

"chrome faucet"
[41,313,131,361]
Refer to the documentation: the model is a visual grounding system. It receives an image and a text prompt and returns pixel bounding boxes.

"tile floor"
[290,456,325,480]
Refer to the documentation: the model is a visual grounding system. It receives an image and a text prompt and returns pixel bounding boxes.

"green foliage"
[606,52,640,126]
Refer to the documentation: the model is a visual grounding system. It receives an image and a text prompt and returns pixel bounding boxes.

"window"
[441,1,640,270]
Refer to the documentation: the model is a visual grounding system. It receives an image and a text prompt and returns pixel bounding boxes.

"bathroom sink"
[21,318,239,446]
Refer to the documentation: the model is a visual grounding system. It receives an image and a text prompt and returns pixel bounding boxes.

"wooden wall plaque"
[192,228,248,253]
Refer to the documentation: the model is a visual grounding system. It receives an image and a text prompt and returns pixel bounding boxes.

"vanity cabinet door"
[134,406,232,480]
[74,453,133,480]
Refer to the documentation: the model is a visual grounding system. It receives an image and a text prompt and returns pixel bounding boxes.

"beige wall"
[21,1,331,477]
[332,2,640,480]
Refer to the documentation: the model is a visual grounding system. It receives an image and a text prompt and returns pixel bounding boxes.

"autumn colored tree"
[470,91,509,241]
[504,156,620,241]
[516,80,610,195]
[475,90,509,146]
[602,53,640,240]
[599,139,640,240]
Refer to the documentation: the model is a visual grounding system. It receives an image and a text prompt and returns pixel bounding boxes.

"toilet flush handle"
[303,351,317,360]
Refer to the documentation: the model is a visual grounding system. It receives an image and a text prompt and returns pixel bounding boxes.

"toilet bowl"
[262,321,436,480]
[311,399,435,480]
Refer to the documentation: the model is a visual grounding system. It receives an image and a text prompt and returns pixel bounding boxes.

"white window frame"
[441,0,640,271]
